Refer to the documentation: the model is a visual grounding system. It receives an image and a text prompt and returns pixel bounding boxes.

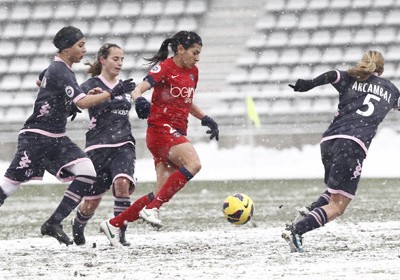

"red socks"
[146,169,189,209]
[110,193,153,227]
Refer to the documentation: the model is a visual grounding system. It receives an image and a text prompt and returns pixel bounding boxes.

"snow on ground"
[1,128,400,280]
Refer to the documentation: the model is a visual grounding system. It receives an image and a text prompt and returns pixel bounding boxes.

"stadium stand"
[1,0,400,160]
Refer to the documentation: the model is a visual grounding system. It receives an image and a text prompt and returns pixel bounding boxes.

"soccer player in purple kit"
[70,43,137,246]
[0,26,134,245]
[282,50,400,253]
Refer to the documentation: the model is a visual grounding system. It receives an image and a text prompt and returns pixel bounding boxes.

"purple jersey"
[23,57,85,134]
[80,76,135,150]
[323,70,400,150]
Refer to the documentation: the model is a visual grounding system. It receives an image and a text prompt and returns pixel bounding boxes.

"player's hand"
[69,104,82,121]
[111,79,136,98]
[135,97,151,119]
[201,115,219,141]
[289,79,314,92]
[88,87,103,95]
[36,68,47,87]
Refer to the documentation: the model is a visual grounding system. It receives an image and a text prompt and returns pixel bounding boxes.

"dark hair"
[144,31,203,68]
[85,43,121,77]
[53,26,84,52]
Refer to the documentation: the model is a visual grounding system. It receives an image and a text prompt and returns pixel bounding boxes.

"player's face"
[179,43,202,69]
[67,38,87,63]
[101,47,124,78]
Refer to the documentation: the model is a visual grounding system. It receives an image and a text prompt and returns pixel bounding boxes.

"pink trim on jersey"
[73,93,86,104]
[332,70,341,84]
[3,176,44,184]
[327,187,355,199]
[98,75,119,89]
[113,173,135,185]
[19,129,66,138]
[321,135,368,156]
[85,141,135,152]
[56,158,92,182]
[54,56,73,71]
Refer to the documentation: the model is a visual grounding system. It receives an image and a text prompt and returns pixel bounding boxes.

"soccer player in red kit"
[100,31,219,247]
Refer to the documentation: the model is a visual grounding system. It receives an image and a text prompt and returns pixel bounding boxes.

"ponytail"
[347,50,384,81]
[144,31,203,69]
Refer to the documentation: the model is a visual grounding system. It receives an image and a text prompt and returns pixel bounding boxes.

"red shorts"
[146,124,189,166]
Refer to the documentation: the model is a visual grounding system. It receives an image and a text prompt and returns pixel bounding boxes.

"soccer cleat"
[119,228,131,247]
[139,207,163,228]
[293,206,311,224]
[41,221,73,246]
[71,218,86,246]
[282,225,304,253]
[99,220,123,248]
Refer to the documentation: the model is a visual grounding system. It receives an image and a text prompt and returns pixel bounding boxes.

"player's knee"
[113,177,132,197]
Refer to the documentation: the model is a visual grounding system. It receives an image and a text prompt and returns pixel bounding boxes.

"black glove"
[110,78,136,98]
[288,79,314,92]
[69,104,82,121]
[135,97,151,119]
[38,68,47,81]
[201,115,219,141]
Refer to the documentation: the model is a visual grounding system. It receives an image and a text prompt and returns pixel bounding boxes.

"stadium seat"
[267,31,288,47]
[3,23,24,39]
[54,3,77,20]
[16,41,38,57]
[120,2,141,17]
[142,1,164,17]
[154,18,176,34]
[98,2,120,18]
[44,21,66,38]
[248,67,270,83]
[10,4,30,21]
[24,22,46,39]
[300,48,322,64]
[89,20,112,36]
[257,49,279,66]
[145,36,165,52]
[353,29,374,45]
[343,47,363,63]
[289,31,310,47]
[286,0,308,11]
[0,41,16,57]
[29,57,50,73]
[279,49,301,65]
[111,19,133,35]
[320,11,342,28]
[8,57,30,73]
[269,66,290,83]
[330,0,352,9]
[276,13,297,30]
[246,33,267,49]
[132,18,154,35]
[331,29,353,45]
[255,15,277,31]
[363,10,384,26]
[385,9,400,25]
[342,11,363,27]
[76,2,98,19]
[164,0,185,16]
[38,40,57,55]
[186,0,207,15]
[308,0,330,10]
[352,0,373,8]
[124,37,146,53]
[32,4,54,20]
[374,27,397,44]
[0,58,8,74]
[298,12,320,30]
[309,30,331,46]
[226,68,249,85]
[321,48,344,63]
[0,75,22,90]
[264,0,285,12]
[373,0,394,7]
[176,17,198,31]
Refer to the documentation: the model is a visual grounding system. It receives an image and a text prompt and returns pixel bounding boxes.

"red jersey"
[146,57,199,134]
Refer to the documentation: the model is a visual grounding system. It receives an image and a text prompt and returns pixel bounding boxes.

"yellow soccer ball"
[223,193,254,225]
